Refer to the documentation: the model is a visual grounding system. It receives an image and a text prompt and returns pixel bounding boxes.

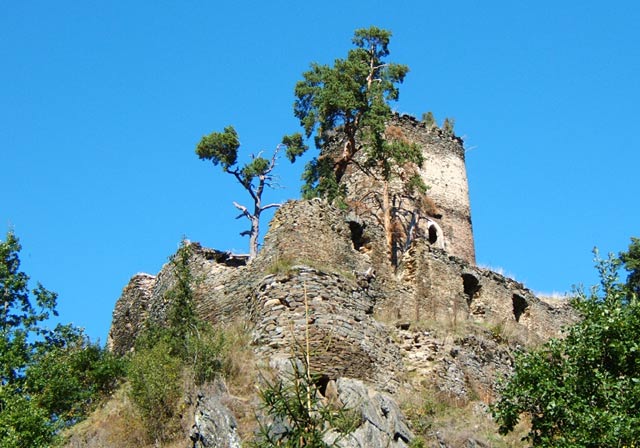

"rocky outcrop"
[325,378,414,448]
[398,328,514,401]
[190,380,242,448]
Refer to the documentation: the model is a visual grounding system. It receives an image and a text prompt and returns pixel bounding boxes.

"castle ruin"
[332,113,475,265]
[104,113,578,448]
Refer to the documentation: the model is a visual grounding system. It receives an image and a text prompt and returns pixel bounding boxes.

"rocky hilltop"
[99,199,576,447]
[74,115,579,447]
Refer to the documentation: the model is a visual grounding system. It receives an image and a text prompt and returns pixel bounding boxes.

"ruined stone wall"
[107,273,155,355]
[392,115,475,265]
[254,199,372,276]
[395,241,577,343]
[108,200,574,397]
[334,113,475,265]
[249,267,403,392]
[107,245,255,356]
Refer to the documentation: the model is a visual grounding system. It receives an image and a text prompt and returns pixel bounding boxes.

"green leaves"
[0,231,125,447]
[127,338,183,442]
[253,361,354,448]
[195,125,305,258]
[492,248,640,446]
[127,241,233,442]
[282,133,308,163]
[26,330,126,425]
[195,125,240,170]
[242,157,271,185]
[293,26,410,200]
[619,236,640,297]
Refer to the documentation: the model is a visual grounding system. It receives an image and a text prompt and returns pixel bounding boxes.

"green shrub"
[421,111,436,129]
[26,336,126,425]
[492,249,640,446]
[127,339,183,442]
[442,117,455,135]
[187,324,230,385]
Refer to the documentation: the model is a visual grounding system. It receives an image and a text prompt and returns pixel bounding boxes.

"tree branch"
[233,202,254,220]
[261,203,282,211]
[229,167,259,204]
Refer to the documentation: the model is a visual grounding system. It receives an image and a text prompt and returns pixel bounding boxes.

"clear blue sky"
[2,1,638,343]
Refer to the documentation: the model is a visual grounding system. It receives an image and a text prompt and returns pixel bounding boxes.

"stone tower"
[393,114,475,264]
[335,113,476,265]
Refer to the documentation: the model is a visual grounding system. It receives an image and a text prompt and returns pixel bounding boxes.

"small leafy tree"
[0,231,124,447]
[127,240,232,443]
[492,246,640,447]
[196,127,307,260]
[253,289,359,447]
[442,117,455,135]
[127,338,183,443]
[254,360,333,448]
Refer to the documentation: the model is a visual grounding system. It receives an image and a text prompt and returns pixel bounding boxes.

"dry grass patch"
[398,384,530,447]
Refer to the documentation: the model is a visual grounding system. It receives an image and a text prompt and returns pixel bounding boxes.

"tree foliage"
[253,358,359,447]
[293,27,428,264]
[421,111,436,129]
[619,236,640,298]
[0,231,125,447]
[254,361,333,448]
[492,244,640,447]
[293,26,413,200]
[442,117,455,135]
[196,127,307,259]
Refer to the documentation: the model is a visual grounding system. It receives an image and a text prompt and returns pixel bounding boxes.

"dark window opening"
[348,221,368,251]
[512,294,529,322]
[315,374,331,397]
[462,273,481,306]
[428,225,438,244]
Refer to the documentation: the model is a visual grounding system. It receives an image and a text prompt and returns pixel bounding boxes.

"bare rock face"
[325,378,414,448]
[190,380,242,448]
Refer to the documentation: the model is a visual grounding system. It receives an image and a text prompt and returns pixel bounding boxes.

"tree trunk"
[382,181,394,265]
[249,214,260,260]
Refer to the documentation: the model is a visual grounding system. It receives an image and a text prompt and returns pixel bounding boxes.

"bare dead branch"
[261,203,282,211]
[233,201,253,219]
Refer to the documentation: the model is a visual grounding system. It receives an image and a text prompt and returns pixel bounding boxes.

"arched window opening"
[462,272,481,306]
[512,294,529,322]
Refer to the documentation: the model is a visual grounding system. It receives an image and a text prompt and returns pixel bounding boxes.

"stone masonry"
[103,110,579,446]
[106,198,578,446]
[109,199,574,386]
[333,113,475,265]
